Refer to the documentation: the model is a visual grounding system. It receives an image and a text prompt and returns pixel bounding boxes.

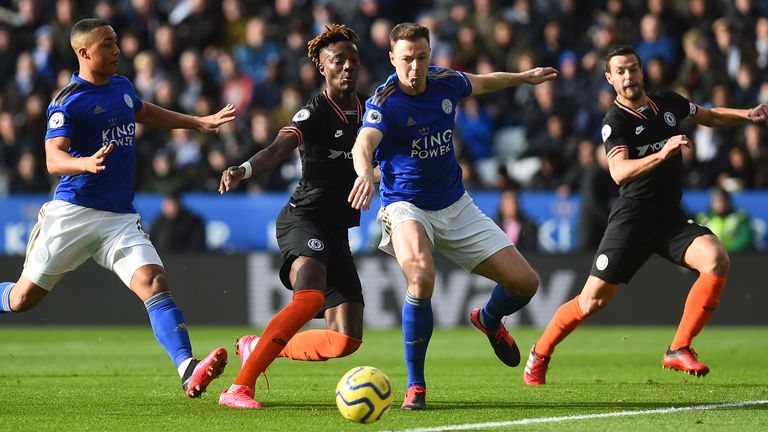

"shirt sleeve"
[45,104,75,140]
[665,90,696,120]
[601,114,629,159]
[282,103,321,144]
[454,71,473,98]
[361,97,389,136]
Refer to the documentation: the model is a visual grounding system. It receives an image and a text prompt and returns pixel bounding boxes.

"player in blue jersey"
[348,22,558,410]
[0,18,236,398]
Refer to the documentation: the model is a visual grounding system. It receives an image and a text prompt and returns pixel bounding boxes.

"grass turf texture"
[1,326,766,431]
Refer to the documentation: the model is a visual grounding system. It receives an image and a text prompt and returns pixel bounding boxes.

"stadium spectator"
[176,49,218,115]
[696,187,755,252]
[635,14,679,71]
[218,24,368,410]
[233,17,281,84]
[150,192,207,252]
[218,0,249,51]
[496,187,538,252]
[152,23,179,74]
[173,0,221,53]
[8,150,50,194]
[132,51,164,102]
[216,51,254,118]
[574,141,618,251]
[0,17,235,398]
[140,148,189,194]
[524,45,768,387]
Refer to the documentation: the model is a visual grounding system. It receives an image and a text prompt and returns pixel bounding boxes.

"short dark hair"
[71,18,110,39]
[604,45,642,73]
[70,18,110,49]
[389,23,430,50]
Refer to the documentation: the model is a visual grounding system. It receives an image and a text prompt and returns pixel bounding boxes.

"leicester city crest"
[441,98,453,114]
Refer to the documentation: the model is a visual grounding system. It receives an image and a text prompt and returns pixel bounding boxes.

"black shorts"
[590,197,713,284]
[275,205,364,316]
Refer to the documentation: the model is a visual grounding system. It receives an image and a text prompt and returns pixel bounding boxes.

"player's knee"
[131,268,168,299]
[406,271,434,298]
[712,249,730,275]
[500,269,539,299]
[402,262,434,297]
[581,296,611,316]
[294,289,325,314]
[699,244,730,276]
[336,336,362,358]
[518,270,540,298]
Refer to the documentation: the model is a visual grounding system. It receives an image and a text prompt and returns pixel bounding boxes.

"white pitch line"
[385,400,768,432]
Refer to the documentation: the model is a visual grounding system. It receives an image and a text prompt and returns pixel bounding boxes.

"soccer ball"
[335,366,393,424]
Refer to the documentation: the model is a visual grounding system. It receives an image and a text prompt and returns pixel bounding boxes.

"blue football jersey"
[362,66,472,210]
[46,73,143,214]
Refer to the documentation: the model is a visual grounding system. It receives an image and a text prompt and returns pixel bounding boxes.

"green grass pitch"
[1,326,766,431]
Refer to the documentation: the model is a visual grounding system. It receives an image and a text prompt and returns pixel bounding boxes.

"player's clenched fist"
[219,165,246,194]
[749,104,768,123]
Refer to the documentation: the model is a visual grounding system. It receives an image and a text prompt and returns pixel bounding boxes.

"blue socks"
[144,291,193,369]
[0,282,14,313]
[402,293,433,388]
[481,284,532,332]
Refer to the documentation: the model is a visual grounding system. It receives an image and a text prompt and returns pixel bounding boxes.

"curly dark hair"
[307,24,359,68]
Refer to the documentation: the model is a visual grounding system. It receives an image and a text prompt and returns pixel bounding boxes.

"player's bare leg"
[2,277,49,313]
[663,235,729,376]
[525,276,618,385]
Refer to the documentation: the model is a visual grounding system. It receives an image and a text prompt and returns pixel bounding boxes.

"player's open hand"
[524,67,559,85]
[348,172,375,211]
[198,104,236,134]
[219,165,245,194]
[749,104,768,123]
[659,135,691,160]
[83,143,114,173]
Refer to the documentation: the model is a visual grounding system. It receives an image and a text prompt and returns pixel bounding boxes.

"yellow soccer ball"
[335,366,393,424]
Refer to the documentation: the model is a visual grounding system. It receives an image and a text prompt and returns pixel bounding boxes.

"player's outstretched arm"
[136,102,236,133]
[45,137,115,176]
[348,127,383,211]
[219,131,299,194]
[692,103,768,128]
[466,67,559,96]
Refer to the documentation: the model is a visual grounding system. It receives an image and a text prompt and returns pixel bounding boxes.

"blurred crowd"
[1,0,768,198]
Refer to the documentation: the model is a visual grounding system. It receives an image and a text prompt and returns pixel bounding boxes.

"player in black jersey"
[217,25,372,409]
[525,45,768,385]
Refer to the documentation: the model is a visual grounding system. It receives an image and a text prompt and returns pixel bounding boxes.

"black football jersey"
[601,90,697,204]
[281,91,368,228]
